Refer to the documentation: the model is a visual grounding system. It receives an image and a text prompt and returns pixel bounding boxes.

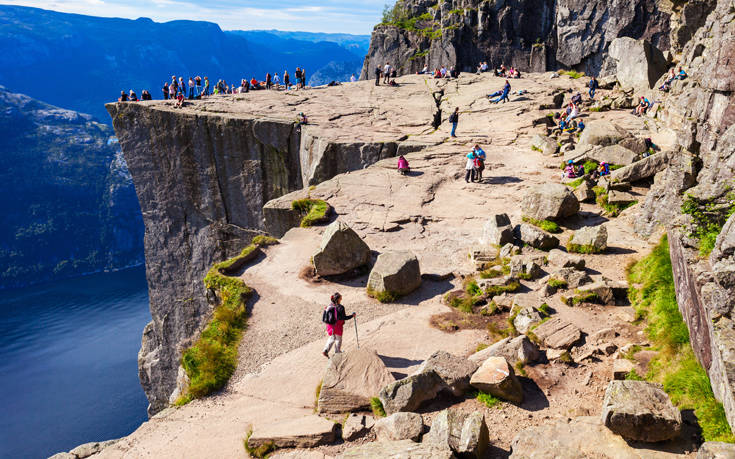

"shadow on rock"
[518,376,550,412]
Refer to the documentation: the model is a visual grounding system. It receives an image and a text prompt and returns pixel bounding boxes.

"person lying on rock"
[490,80,511,103]
[397,155,410,175]
[322,292,355,358]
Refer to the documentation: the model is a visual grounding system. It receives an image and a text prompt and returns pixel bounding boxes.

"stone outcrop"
[425,409,489,458]
[374,412,424,442]
[470,356,524,403]
[367,251,422,298]
[341,439,454,458]
[379,370,445,414]
[608,37,668,90]
[601,380,682,442]
[317,349,396,413]
[313,221,371,277]
[247,415,339,449]
[414,351,479,397]
[480,214,514,246]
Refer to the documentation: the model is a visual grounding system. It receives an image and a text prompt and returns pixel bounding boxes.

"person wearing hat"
[322,292,356,358]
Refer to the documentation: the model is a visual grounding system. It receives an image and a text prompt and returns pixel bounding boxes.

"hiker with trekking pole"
[322,292,357,357]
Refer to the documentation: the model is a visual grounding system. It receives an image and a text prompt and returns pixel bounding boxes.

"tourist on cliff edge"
[322,292,356,357]
[449,107,459,137]
[374,65,382,86]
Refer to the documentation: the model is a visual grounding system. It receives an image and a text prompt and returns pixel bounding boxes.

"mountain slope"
[0,86,143,289]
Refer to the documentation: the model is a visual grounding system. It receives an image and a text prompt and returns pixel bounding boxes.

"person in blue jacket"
[490,80,511,103]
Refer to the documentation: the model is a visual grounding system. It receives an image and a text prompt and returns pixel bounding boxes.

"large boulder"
[414,351,479,397]
[521,184,580,221]
[342,413,375,441]
[481,214,514,246]
[513,306,543,334]
[588,145,639,166]
[425,409,489,458]
[312,221,371,276]
[373,412,424,442]
[341,439,454,458]
[247,415,338,449]
[579,121,628,147]
[574,179,596,203]
[601,380,682,442]
[611,151,671,184]
[379,370,445,414]
[367,251,422,299]
[469,335,540,366]
[547,249,585,270]
[549,267,592,289]
[317,349,396,413]
[569,225,608,253]
[609,37,668,90]
[531,134,559,156]
[533,317,582,350]
[470,356,524,403]
[514,224,560,251]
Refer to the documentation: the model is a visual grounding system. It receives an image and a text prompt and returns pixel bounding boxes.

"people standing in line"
[187,77,194,99]
[295,67,302,89]
[350,74,356,83]
[170,76,178,98]
[465,150,477,183]
[195,76,202,97]
[589,76,598,100]
[266,73,272,90]
[374,65,382,86]
[273,72,280,89]
[383,62,391,84]
[322,292,355,358]
[472,144,486,182]
[449,107,459,138]
[301,68,307,89]
[284,70,290,90]
[118,91,128,102]
[179,77,186,100]
[162,82,169,100]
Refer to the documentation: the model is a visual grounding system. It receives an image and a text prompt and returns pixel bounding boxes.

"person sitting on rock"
[571,92,582,106]
[397,155,410,175]
[175,92,184,108]
[418,65,429,75]
[490,80,511,103]
[141,90,152,101]
[567,103,580,121]
[677,67,688,80]
[118,90,128,102]
[128,90,138,102]
[634,96,650,116]
[598,162,610,176]
[578,120,585,132]
[322,292,355,358]
[433,68,442,78]
[250,77,262,90]
[298,112,308,125]
[389,79,399,87]
[562,160,577,179]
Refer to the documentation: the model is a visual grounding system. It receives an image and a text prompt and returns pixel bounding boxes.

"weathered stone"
[591,327,619,344]
[313,221,371,277]
[611,151,671,184]
[531,134,559,156]
[588,144,639,166]
[607,190,638,206]
[549,267,592,289]
[469,245,500,270]
[521,183,579,221]
[481,214,514,246]
[613,359,635,380]
[513,306,543,334]
[69,440,119,458]
[425,409,489,458]
[318,348,396,413]
[342,413,375,441]
[569,225,608,253]
[574,179,596,203]
[577,281,617,305]
[609,181,633,192]
[579,121,629,147]
[248,415,338,449]
[469,335,540,366]
[379,370,445,414]
[341,439,454,458]
[547,249,585,270]
[711,214,735,262]
[470,356,523,403]
[414,351,479,396]
[514,224,560,251]
[697,441,735,459]
[601,380,682,442]
[499,243,517,259]
[609,37,668,90]
[533,317,582,350]
[367,251,422,298]
[509,255,542,279]
[374,412,424,442]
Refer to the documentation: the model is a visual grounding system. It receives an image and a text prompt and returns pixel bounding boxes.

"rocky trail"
[93,71,706,458]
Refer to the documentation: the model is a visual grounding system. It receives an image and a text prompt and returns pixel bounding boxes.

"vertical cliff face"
[361,0,673,78]
[107,103,302,415]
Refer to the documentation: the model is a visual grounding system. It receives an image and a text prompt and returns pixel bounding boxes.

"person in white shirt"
[273,73,280,89]
[440,66,447,77]
[383,63,391,84]
[350,74,356,83]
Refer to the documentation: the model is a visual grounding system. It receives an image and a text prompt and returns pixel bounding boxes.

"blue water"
[0,267,151,459]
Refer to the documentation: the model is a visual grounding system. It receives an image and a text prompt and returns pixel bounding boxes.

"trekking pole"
[354,316,360,349]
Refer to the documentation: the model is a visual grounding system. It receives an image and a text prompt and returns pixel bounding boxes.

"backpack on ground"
[322,305,337,325]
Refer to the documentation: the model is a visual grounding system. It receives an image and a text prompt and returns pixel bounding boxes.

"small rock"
[547,249,585,270]
[697,441,735,459]
[513,306,543,334]
[481,214,515,246]
[569,225,608,253]
[379,370,445,414]
[373,412,424,442]
[590,328,619,344]
[425,409,489,458]
[533,317,583,350]
[607,190,638,206]
[612,359,635,380]
[549,267,592,289]
[574,179,596,203]
[514,224,560,251]
[414,351,479,397]
[470,356,524,403]
[509,255,542,279]
[500,243,517,259]
[601,380,682,442]
[469,245,500,270]
[531,134,560,156]
[469,335,540,366]
[342,413,375,441]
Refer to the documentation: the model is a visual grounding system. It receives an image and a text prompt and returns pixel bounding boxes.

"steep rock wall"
[361,0,672,78]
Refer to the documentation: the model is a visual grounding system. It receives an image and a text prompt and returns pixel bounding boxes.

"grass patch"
[561,290,600,306]
[567,177,585,188]
[559,69,585,79]
[626,369,645,381]
[628,235,735,442]
[371,397,386,418]
[480,268,503,279]
[476,343,489,352]
[367,287,398,303]
[548,278,568,289]
[475,391,502,408]
[538,303,552,317]
[523,216,561,233]
[567,239,605,255]
[177,236,278,404]
[485,280,521,298]
[244,429,275,458]
[514,361,527,376]
[622,344,643,361]
[531,145,542,152]
[589,107,603,112]
[583,160,599,175]
[314,379,323,412]
[558,351,573,363]
[681,191,735,257]
[292,199,330,228]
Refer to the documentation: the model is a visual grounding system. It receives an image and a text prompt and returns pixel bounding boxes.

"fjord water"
[0,267,150,459]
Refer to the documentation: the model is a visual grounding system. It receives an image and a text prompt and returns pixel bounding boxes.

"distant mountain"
[240,30,370,55]
[0,5,370,120]
[0,86,143,289]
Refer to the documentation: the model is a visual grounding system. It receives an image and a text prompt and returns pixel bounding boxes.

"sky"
[2,0,386,34]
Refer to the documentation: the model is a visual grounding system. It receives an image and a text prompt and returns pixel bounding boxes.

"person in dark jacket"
[322,292,355,357]
[589,76,599,99]
[449,107,459,137]
[374,66,382,86]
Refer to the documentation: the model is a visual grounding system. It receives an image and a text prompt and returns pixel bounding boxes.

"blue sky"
[3,0,385,34]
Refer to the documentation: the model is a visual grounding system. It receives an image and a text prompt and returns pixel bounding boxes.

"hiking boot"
[322,351,329,358]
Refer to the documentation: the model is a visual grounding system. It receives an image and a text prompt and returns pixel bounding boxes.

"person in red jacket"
[322,292,356,357]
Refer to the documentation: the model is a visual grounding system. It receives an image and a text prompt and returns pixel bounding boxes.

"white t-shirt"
[466,156,475,170]
[350,75,356,82]
[384,64,391,74]
[273,75,280,83]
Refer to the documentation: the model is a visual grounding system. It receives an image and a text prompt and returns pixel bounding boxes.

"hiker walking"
[449,107,459,137]
[322,292,356,357]
[589,76,598,100]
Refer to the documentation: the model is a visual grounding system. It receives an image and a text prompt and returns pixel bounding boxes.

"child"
[397,155,410,175]
[322,292,355,357]
[563,160,576,179]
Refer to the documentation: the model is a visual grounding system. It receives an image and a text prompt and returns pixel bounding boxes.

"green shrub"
[485,280,521,297]
[314,379,323,411]
[567,177,585,188]
[371,397,386,417]
[628,235,735,442]
[548,278,568,289]
[367,287,398,303]
[538,303,552,317]
[292,199,330,228]
[515,361,527,377]
[475,391,501,408]
[595,192,636,217]
[558,351,573,363]
[559,70,584,79]
[583,160,599,175]
[522,216,561,233]
[516,272,533,281]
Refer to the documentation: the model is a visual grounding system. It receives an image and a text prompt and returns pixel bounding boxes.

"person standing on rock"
[383,62,391,84]
[472,144,486,182]
[374,65,382,86]
[449,107,459,137]
[465,150,477,183]
[322,292,356,358]
[589,76,598,100]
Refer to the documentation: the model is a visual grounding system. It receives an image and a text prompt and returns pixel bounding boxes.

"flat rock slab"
[601,380,682,442]
[697,441,735,459]
[533,317,582,350]
[318,348,396,413]
[414,350,478,396]
[248,415,338,449]
[340,439,454,458]
[511,416,684,458]
[373,412,424,442]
